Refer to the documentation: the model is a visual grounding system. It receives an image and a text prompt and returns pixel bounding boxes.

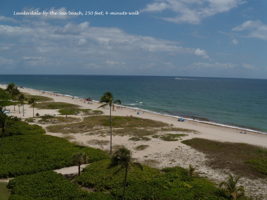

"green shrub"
[76,160,226,200]
[0,135,108,178]
[159,133,187,141]
[7,171,114,200]
[0,88,10,98]
[1,118,45,136]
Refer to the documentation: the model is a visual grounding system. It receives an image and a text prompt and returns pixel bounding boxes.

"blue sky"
[0,0,267,78]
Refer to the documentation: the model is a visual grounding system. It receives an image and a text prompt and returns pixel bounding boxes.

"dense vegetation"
[0,134,108,178]
[75,159,231,200]
[7,171,114,200]
[1,118,45,137]
[0,88,10,100]
[0,88,16,107]
[183,138,267,178]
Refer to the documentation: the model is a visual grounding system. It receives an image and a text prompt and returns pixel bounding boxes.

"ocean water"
[0,75,267,132]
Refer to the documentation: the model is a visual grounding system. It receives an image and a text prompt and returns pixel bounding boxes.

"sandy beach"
[1,83,267,198]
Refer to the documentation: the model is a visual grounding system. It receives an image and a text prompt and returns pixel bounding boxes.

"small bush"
[129,136,151,141]
[134,145,149,151]
[160,133,187,141]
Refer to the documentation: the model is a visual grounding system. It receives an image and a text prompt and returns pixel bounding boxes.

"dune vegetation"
[183,138,267,178]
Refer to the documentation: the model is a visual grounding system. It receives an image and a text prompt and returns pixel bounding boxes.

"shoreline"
[1,83,267,136]
[1,83,266,136]
[2,83,267,198]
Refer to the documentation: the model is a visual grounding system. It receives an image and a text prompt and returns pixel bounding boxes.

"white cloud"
[233,20,267,40]
[232,38,239,45]
[242,63,255,69]
[194,48,209,59]
[0,17,209,74]
[191,62,236,69]
[0,57,14,65]
[143,0,245,24]
[0,16,17,23]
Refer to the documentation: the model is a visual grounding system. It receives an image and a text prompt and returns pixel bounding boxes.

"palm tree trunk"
[78,164,81,176]
[23,104,25,117]
[122,166,128,200]
[18,105,21,114]
[109,104,112,154]
[33,106,35,118]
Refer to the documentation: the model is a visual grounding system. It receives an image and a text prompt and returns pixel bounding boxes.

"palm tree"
[109,147,143,200]
[19,94,25,116]
[6,83,20,111]
[72,152,88,176]
[0,107,9,136]
[6,83,16,94]
[99,92,121,154]
[28,98,36,117]
[219,174,245,200]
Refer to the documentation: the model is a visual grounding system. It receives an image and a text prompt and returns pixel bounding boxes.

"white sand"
[1,84,267,198]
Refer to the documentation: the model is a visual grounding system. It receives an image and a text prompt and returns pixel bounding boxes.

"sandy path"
[54,164,88,176]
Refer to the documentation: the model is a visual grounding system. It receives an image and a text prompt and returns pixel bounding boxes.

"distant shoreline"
[1,83,266,136]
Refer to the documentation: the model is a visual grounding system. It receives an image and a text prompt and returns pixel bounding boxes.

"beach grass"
[159,133,187,141]
[58,108,103,116]
[46,116,168,134]
[58,107,80,115]
[38,115,80,124]
[182,138,267,178]
[114,127,155,136]
[87,139,109,146]
[23,93,53,102]
[134,144,149,151]
[129,136,151,141]
[34,102,80,109]
[0,182,10,200]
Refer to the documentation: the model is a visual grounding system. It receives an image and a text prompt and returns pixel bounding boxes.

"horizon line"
[0,74,266,80]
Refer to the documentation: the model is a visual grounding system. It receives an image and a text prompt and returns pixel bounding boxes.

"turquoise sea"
[0,75,266,132]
